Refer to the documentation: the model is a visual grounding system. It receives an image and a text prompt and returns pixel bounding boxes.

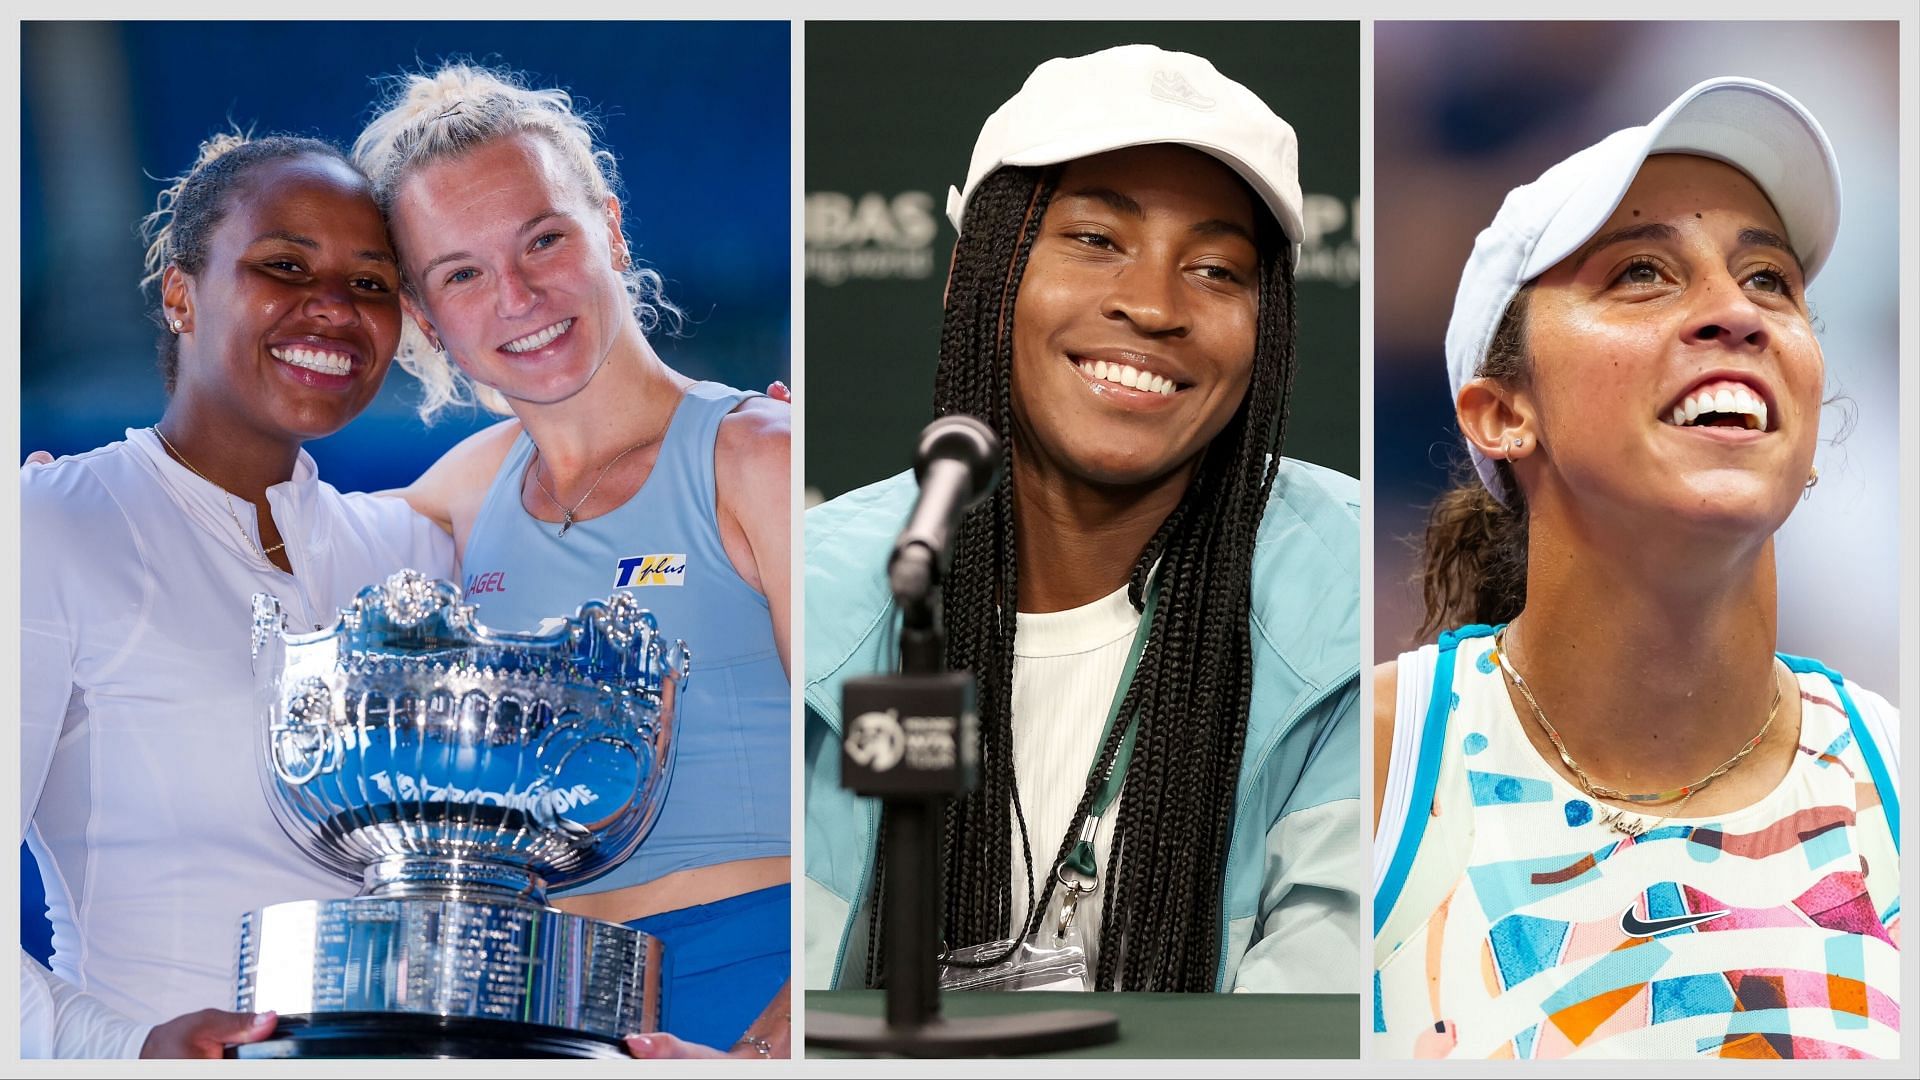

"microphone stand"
[806,570,1120,1056]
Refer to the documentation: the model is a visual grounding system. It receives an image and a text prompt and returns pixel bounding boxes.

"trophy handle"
[251,593,287,669]
[270,677,344,787]
[528,727,647,835]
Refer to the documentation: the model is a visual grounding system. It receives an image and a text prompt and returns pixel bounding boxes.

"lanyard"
[1055,573,1160,890]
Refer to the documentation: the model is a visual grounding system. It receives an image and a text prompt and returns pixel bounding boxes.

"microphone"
[888,415,1001,605]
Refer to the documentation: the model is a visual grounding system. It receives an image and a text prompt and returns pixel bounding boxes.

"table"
[805,990,1359,1058]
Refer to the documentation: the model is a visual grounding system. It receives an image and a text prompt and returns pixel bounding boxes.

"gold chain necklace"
[152,426,286,564]
[1492,624,1781,836]
[527,439,650,538]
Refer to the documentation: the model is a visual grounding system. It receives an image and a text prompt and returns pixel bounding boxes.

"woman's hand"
[624,1033,730,1058]
[624,1029,790,1060]
[625,980,792,1059]
[139,1008,276,1058]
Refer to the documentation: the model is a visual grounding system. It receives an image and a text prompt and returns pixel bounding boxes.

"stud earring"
[170,318,184,334]
[1510,436,1525,451]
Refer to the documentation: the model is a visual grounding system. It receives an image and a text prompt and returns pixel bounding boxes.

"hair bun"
[401,66,478,122]
[141,126,257,289]
[191,129,252,172]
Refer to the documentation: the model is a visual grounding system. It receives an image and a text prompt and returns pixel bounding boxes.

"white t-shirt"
[1006,582,1140,972]
[18,428,455,1057]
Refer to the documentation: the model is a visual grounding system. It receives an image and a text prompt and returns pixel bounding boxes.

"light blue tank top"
[460,381,789,895]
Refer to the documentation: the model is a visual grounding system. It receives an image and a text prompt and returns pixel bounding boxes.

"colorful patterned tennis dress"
[1374,625,1900,1059]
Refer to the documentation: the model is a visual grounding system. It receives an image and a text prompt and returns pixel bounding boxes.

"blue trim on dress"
[1779,652,1900,853]
[1374,623,1498,936]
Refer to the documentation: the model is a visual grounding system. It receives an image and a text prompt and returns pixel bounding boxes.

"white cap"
[946,44,1304,245]
[1445,76,1842,503]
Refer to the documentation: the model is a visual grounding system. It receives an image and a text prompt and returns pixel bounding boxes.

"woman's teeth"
[1077,358,1177,397]
[1666,386,1767,431]
[502,319,573,353]
[270,347,352,376]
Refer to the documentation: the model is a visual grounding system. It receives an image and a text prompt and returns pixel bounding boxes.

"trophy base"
[230,1012,629,1059]
[237,897,663,1053]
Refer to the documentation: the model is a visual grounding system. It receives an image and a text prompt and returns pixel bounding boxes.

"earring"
[169,318,184,334]
[1510,436,1526,452]
[1803,465,1819,501]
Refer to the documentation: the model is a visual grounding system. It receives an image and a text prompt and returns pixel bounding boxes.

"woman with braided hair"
[805,44,1361,994]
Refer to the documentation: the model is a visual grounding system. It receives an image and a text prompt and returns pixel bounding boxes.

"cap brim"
[954,130,1305,246]
[1522,77,1841,283]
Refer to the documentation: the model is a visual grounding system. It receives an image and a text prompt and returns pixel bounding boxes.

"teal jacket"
[804,460,1362,991]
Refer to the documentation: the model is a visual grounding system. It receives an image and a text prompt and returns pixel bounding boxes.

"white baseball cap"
[946,44,1304,246]
[1445,76,1842,503]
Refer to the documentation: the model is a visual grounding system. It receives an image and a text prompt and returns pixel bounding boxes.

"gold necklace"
[527,439,650,539]
[151,426,286,564]
[1492,624,1781,836]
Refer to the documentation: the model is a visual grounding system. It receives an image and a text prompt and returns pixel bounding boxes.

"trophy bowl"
[233,569,689,1058]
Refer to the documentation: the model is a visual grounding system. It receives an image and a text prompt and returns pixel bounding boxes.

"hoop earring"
[1803,465,1819,501]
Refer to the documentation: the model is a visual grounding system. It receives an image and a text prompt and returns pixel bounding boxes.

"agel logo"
[614,553,687,588]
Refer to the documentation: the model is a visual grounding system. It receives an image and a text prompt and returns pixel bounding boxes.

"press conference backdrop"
[805,22,1360,502]
[19,20,789,966]
[1371,21,1900,701]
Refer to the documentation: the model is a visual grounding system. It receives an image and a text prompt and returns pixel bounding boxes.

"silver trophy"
[234,569,688,1058]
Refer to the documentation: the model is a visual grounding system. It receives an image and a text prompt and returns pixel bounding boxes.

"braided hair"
[865,164,1300,992]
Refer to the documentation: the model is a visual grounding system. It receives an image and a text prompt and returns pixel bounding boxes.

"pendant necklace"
[528,439,649,539]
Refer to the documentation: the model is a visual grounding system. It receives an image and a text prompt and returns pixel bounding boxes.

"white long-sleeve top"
[18,428,454,1058]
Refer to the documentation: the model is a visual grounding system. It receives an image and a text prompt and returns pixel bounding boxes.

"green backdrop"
[805,21,1360,501]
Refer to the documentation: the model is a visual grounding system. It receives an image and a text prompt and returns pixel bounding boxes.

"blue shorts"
[628,883,789,1050]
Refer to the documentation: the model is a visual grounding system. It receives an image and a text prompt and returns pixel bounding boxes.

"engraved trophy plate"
[235,570,688,1058]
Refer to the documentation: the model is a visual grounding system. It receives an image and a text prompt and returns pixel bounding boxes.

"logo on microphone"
[846,709,907,772]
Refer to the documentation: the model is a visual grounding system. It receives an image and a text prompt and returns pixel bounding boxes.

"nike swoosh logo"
[1620,906,1729,937]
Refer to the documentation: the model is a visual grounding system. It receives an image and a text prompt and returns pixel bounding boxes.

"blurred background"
[805,22,1360,503]
[19,19,789,964]
[1372,21,1900,698]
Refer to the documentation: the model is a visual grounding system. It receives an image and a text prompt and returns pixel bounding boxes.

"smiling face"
[388,132,632,409]
[1008,144,1263,488]
[1513,154,1822,535]
[170,154,400,441]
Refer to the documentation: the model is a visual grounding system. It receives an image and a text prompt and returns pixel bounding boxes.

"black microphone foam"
[889,415,1002,605]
